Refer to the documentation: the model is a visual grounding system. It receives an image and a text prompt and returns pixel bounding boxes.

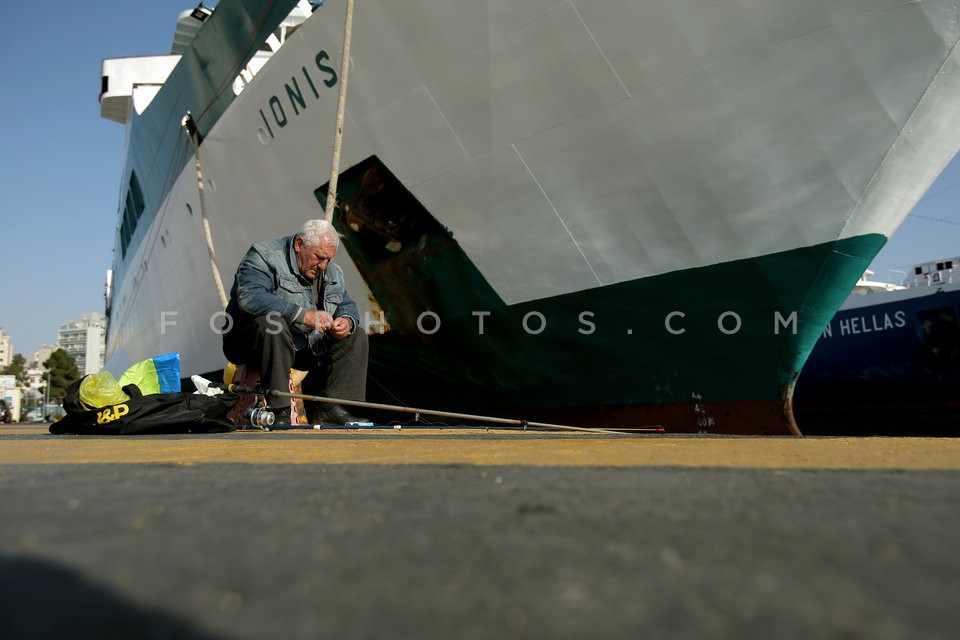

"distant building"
[57,313,107,375]
[24,346,57,402]
[28,346,56,371]
[0,327,11,368]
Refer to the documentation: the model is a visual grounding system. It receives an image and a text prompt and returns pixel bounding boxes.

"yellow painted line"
[0,425,47,436]
[1,428,959,469]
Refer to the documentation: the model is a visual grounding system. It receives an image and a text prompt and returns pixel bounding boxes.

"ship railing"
[906,270,956,288]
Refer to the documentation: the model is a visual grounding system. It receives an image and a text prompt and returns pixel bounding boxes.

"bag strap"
[122,384,144,400]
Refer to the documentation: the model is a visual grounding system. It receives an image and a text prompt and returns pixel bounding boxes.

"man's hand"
[301,310,352,340]
[329,316,353,340]
[302,309,334,332]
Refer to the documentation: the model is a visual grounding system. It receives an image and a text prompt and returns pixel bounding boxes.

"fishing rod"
[225,384,665,435]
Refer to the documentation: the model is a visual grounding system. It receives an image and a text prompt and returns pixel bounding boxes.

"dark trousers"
[222,316,368,412]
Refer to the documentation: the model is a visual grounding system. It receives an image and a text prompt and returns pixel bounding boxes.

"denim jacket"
[225,234,360,353]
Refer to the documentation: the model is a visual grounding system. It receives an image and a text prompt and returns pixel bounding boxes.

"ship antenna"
[182,111,230,311]
[323,0,356,224]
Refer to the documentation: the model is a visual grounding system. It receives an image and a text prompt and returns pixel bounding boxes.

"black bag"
[50,378,239,435]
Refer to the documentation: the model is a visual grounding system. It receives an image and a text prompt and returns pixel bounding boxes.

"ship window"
[948,261,954,270]
[101,76,108,95]
[937,262,945,270]
[915,267,923,275]
[129,172,145,214]
[124,192,138,227]
[119,172,146,258]
[120,225,130,257]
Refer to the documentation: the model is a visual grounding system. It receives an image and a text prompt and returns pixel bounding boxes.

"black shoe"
[310,404,367,426]
[271,408,292,426]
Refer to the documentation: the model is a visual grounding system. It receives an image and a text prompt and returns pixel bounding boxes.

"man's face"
[294,237,336,281]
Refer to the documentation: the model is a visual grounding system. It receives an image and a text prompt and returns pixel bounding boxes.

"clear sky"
[0,2,198,360]
[0,1,958,360]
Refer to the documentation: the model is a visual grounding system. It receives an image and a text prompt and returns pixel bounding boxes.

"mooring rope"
[324,0,355,222]
[182,112,229,310]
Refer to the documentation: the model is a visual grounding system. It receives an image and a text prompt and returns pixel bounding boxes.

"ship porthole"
[257,127,271,145]
[186,203,194,216]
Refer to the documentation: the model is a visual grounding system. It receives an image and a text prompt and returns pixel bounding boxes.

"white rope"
[182,113,229,310]
[324,0,356,222]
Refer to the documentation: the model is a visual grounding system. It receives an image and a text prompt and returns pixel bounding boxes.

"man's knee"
[341,327,368,359]
[350,328,368,348]
[224,315,295,362]
[253,315,293,340]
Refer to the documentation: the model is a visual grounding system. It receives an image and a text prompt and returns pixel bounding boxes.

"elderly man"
[222,219,368,426]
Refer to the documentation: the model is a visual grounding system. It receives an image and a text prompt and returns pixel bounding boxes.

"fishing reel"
[242,395,275,428]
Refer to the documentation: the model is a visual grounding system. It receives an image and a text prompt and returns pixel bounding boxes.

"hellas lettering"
[97,404,130,424]
[259,50,339,138]
[833,310,907,337]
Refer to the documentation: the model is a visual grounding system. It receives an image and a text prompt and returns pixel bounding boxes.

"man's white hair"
[296,219,340,248]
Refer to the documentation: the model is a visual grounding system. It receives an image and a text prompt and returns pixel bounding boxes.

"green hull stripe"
[367,234,886,414]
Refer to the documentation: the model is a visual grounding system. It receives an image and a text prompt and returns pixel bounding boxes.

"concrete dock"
[1,423,958,639]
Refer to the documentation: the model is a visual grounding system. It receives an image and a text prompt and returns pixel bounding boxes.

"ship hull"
[100,0,960,434]
[354,234,882,434]
[795,281,960,435]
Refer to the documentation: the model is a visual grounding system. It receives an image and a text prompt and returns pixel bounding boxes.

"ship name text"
[820,310,907,339]
[257,50,339,139]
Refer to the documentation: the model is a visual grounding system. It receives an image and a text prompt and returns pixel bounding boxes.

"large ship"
[99,0,960,435]
[795,259,960,435]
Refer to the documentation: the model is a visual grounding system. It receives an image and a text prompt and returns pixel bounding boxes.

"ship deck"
[2,423,958,638]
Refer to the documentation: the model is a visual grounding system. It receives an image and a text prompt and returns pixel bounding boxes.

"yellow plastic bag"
[78,371,131,409]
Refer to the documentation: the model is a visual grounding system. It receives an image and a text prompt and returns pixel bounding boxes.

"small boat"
[794,259,960,435]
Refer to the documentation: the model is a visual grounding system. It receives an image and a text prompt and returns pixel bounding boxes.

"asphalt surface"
[1,425,958,639]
